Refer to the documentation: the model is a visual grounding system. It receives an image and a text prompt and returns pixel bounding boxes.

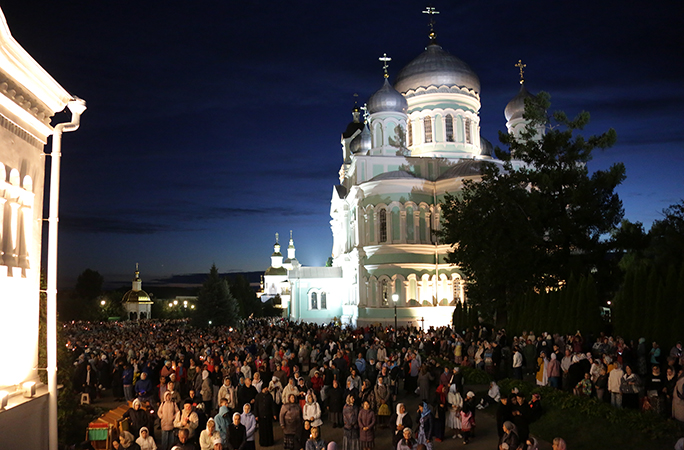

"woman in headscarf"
[123,398,151,439]
[158,390,179,450]
[374,375,391,428]
[459,402,475,445]
[201,369,214,414]
[342,395,360,450]
[396,428,416,450]
[241,403,257,450]
[359,379,376,413]
[344,378,359,406]
[269,375,283,415]
[536,351,549,386]
[446,383,462,439]
[280,393,303,450]
[199,418,221,450]
[357,399,376,450]
[389,403,412,449]
[227,412,247,450]
[327,379,345,428]
[135,427,156,450]
[498,421,519,450]
[415,402,433,450]
[118,431,141,450]
[305,426,326,450]
[303,392,323,427]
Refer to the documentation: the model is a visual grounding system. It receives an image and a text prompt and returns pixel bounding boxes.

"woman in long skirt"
[446,384,462,439]
[358,400,376,450]
[280,394,302,450]
[342,395,360,450]
[416,402,433,450]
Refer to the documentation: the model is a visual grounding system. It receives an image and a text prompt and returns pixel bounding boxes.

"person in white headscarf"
[389,402,412,448]
[199,418,222,450]
[446,384,463,438]
[136,427,156,450]
[201,370,214,413]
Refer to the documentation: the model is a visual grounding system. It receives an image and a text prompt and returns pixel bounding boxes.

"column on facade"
[0,197,5,265]
[413,210,419,244]
[425,212,432,244]
[355,209,361,248]
[373,211,379,245]
[399,210,407,243]
[17,204,30,269]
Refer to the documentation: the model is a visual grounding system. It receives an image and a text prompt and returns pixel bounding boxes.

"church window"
[379,209,387,243]
[453,279,462,304]
[381,280,389,307]
[311,292,318,310]
[424,117,433,143]
[465,118,472,144]
[321,292,327,309]
[445,115,454,142]
[407,120,413,146]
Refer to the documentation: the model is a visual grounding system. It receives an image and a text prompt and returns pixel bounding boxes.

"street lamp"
[100,300,106,306]
[392,293,399,337]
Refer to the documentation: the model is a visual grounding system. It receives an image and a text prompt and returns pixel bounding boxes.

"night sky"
[2,1,682,288]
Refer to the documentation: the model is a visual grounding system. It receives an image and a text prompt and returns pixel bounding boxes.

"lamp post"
[392,293,398,340]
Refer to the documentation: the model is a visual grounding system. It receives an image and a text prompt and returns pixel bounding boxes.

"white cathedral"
[260,24,532,330]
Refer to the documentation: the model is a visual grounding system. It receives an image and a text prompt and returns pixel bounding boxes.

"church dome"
[122,289,151,303]
[505,84,534,122]
[350,124,371,154]
[367,79,408,114]
[394,43,480,94]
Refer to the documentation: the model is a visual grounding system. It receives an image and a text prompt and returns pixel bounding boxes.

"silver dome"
[350,124,371,154]
[504,84,534,122]
[368,79,408,114]
[395,43,480,94]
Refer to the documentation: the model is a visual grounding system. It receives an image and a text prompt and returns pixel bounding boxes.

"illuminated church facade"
[261,24,530,330]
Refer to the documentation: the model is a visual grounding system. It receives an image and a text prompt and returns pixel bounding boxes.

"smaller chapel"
[121,264,153,320]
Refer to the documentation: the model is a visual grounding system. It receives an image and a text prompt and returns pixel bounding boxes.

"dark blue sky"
[3,1,682,287]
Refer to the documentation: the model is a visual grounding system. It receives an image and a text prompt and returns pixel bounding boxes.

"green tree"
[229,274,262,318]
[440,92,625,326]
[194,264,239,327]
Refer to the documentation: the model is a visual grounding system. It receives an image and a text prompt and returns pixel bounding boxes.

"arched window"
[381,280,389,307]
[321,292,327,309]
[424,117,433,143]
[453,278,462,304]
[465,118,472,144]
[311,292,318,310]
[445,114,454,142]
[378,209,387,243]
[407,120,413,146]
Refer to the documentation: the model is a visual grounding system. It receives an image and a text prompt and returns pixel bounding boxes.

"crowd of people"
[66,317,684,450]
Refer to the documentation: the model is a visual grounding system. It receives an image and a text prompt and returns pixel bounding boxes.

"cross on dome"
[379,53,392,79]
[423,6,440,40]
[360,103,369,123]
[515,59,527,85]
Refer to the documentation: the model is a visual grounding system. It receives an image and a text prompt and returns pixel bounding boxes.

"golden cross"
[423,6,440,38]
[515,59,526,84]
[379,53,392,79]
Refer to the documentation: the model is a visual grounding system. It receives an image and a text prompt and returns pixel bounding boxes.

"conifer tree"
[194,264,239,327]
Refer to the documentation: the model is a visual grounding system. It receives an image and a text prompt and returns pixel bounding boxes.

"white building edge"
[0,7,84,450]
[261,27,532,330]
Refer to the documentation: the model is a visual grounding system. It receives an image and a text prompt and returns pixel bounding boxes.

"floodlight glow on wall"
[0,390,8,409]
[22,381,36,398]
